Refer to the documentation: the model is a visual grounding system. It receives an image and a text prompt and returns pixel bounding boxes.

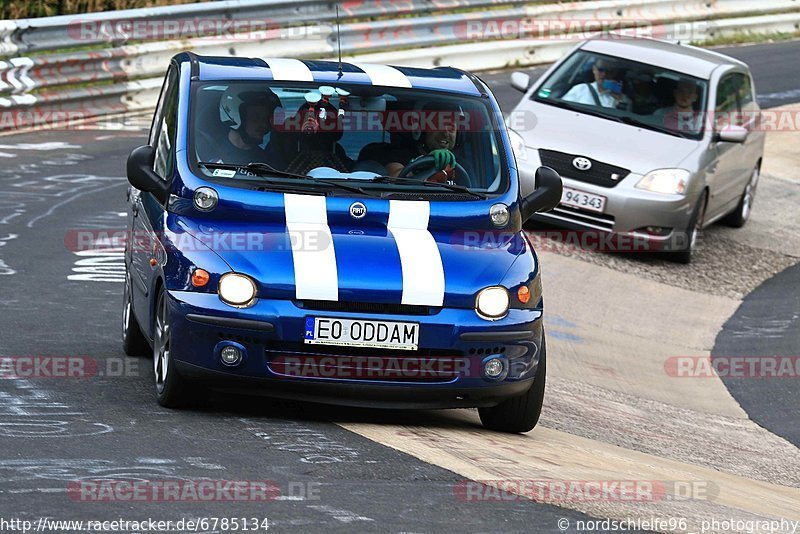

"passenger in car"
[653,79,703,133]
[206,88,285,168]
[281,99,353,175]
[630,73,660,115]
[562,60,630,109]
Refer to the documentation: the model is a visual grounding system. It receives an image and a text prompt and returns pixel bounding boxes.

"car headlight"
[636,169,690,195]
[507,128,528,162]
[475,286,510,320]
[218,273,257,306]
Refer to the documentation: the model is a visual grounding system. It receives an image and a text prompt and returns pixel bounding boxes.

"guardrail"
[1,0,799,131]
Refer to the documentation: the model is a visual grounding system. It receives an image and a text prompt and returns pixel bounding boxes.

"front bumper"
[534,174,695,240]
[166,290,543,409]
[533,164,694,251]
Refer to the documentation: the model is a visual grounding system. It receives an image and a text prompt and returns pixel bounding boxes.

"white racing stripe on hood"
[266,58,314,82]
[387,200,445,307]
[352,63,412,88]
[284,194,338,301]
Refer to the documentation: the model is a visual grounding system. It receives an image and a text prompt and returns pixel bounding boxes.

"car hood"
[516,100,701,174]
[174,199,527,309]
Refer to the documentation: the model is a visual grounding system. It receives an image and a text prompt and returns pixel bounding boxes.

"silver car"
[507,37,765,262]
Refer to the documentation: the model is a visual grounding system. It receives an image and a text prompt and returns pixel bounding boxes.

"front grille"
[539,149,629,188]
[265,343,464,383]
[544,205,616,231]
[297,300,436,316]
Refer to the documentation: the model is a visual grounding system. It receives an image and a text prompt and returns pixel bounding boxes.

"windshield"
[189,81,508,197]
[534,50,709,139]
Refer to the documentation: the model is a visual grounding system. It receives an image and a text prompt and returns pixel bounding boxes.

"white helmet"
[219,87,280,130]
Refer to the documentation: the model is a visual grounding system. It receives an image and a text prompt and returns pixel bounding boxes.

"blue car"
[122,53,562,433]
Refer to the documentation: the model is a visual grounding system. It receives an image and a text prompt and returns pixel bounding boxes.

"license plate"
[561,187,607,213]
[304,317,419,351]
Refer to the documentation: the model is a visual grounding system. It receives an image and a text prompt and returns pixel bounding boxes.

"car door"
[129,65,179,336]
[705,72,748,218]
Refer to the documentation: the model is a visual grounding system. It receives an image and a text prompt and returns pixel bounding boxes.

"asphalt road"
[0,39,798,532]
[713,262,800,448]
[0,128,604,531]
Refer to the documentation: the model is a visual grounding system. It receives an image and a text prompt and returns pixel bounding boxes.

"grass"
[692,30,800,47]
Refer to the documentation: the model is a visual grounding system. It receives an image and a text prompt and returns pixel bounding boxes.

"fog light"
[490,203,510,227]
[637,226,672,237]
[220,346,242,366]
[191,268,210,287]
[484,358,504,378]
[193,187,218,211]
[517,285,530,304]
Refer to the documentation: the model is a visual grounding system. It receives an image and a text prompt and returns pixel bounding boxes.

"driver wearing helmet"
[215,88,284,167]
[385,102,460,183]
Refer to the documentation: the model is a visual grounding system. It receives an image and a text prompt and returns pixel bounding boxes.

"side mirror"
[510,72,531,93]
[715,124,748,144]
[127,145,169,204]
[519,166,563,223]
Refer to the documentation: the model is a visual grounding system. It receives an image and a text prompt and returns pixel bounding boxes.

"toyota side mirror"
[715,124,748,144]
[519,166,563,222]
[510,72,531,93]
[127,145,170,204]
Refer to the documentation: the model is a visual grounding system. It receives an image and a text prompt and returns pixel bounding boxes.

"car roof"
[181,55,484,96]
[580,36,748,79]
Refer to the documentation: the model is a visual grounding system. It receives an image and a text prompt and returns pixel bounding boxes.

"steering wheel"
[398,155,472,188]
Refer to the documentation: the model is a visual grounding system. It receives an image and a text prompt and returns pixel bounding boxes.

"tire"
[152,287,193,408]
[478,334,547,433]
[122,274,150,356]
[664,190,707,264]
[723,165,760,228]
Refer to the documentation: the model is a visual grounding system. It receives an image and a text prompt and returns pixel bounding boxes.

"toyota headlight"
[475,286,510,320]
[507,128,528,162]
[218,273,257,307]
[636,169,690,195]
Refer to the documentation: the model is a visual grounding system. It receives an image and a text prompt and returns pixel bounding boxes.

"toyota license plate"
[561,187,607,213]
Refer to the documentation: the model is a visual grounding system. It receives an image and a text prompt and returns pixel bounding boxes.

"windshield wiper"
[618,116,694,139]
[198,161,369,196]
[370,175,486,199]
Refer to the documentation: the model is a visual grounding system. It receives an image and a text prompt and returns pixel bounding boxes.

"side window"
[150,67,179,180]
[716,75,739,112]
[738,74,754,107]
[715,74,740,129]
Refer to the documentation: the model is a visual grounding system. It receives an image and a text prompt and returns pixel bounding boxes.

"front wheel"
[479,335,546,433]
[152,288,192,408]
[723,165,760,228]
[664,190,707,264]
[122,274,149,356]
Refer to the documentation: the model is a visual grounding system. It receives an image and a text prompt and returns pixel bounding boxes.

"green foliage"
[1,0,208,19]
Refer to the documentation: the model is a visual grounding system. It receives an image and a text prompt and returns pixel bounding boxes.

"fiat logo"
[349,202,367,219]
[573,157,592,171]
